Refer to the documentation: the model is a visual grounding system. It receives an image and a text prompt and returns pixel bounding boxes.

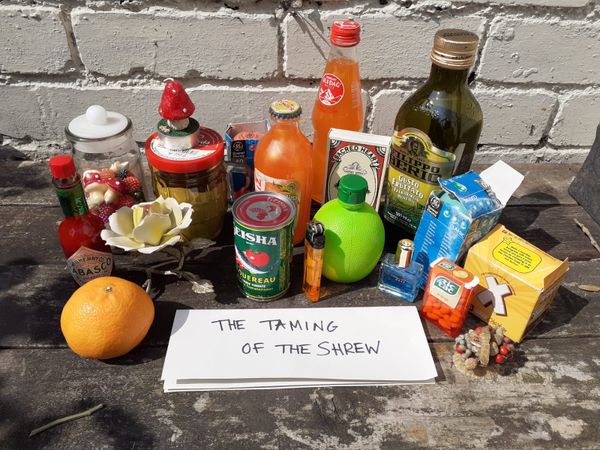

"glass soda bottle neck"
[270,116,302,129]
[427,62,470,90]
[328,44,358,62]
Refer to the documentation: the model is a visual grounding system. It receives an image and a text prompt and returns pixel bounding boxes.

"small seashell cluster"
[453,325,516,376]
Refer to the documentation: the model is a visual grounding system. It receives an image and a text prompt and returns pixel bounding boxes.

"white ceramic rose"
[101,196,193,254]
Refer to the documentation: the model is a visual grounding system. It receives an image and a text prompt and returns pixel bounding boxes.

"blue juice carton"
[225,120,269,202]
[413,161,524,287]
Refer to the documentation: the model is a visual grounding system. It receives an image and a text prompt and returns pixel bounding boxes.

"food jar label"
[151,138,215,161]
[430,275,462,309]
[67,246,113,285]
[318,73,345,106]
[254,169,300,223]
[384,128,457,233]
[233,194,295,301]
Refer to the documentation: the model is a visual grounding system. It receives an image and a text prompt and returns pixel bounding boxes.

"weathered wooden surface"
[1,161,580,207]
[1,163,600,449]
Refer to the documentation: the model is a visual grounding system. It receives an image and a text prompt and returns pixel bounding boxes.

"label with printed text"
[67,246,113,285]
[383,128,458,233]
[254,169,301,223]
[318,73,345,106]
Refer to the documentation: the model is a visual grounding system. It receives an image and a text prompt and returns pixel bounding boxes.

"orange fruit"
[61,276,154,359]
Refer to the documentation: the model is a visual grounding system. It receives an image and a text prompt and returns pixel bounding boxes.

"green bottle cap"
[337,174,368,205]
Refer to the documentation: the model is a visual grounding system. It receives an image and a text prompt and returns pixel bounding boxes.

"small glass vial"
[378,239,423,302]
[303,221,325,302]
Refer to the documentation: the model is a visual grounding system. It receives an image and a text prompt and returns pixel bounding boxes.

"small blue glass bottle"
[378,239,423,302]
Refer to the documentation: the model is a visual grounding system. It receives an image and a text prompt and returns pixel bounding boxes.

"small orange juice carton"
[465,225,569,342]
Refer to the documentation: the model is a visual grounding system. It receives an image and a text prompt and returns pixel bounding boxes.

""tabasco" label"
[318,73,344,106]
[67,246,113,285]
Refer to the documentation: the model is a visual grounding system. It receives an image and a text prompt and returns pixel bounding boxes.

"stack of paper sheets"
[161,306,437,392]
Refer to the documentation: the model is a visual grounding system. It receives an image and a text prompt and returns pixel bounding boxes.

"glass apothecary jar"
[145,123,227,240]
[65,105,147,222]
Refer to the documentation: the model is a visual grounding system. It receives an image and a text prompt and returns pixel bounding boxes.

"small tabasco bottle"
[49,155,113,285]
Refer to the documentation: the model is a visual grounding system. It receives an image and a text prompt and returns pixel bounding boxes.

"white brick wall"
[1,0,599,163]
[0,6,71,74]
[71,8,279,79]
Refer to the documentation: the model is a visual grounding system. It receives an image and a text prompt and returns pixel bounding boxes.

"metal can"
[232,192,296,301]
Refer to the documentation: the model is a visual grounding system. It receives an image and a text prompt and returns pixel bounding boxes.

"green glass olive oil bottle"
[383,29,483,243]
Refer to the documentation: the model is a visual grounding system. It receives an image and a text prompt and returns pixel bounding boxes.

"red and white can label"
[318,73,344,106]
[67,246,113,285]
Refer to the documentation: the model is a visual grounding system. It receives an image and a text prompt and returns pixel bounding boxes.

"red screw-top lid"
[330,19,361,47]
[49,154,76,179]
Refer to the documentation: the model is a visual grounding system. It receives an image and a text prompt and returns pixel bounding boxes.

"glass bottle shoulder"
[396,82,481,127]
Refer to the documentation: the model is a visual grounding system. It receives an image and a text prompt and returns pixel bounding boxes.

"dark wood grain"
[2,160,580,207]
[3,202,599,266]
[1,260,597,349]
[2,160,599,449]
[1,337,599,450]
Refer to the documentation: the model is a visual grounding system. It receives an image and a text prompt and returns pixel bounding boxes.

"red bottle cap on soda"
[49,154,76,179]
[330,19,361,47]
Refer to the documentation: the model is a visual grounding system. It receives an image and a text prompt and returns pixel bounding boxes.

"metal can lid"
[233,192,296,230]
[269,100,302,120]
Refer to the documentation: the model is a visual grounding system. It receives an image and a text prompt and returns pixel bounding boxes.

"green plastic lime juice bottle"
[314,174,385,283]
[383,29,483,245]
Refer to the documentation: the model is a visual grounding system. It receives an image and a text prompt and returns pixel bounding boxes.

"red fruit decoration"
[158,79,195,121]
[122,176,142,193]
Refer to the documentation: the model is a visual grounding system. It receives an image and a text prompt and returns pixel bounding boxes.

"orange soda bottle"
[254,100,313,245]
[311,18,364,203]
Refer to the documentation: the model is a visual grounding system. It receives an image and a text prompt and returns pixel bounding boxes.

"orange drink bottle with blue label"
[311,19,364,204]
[254,100,313,245]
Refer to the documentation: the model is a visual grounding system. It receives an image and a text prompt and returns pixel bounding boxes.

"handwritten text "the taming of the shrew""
[210,318,381,357]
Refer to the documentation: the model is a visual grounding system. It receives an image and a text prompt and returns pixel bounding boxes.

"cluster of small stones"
[453,325,516,378]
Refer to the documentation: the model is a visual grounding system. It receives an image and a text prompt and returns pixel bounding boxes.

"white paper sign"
[161,306,437,392]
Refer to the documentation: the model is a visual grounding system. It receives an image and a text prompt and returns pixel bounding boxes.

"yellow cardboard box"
[465,225,569,342]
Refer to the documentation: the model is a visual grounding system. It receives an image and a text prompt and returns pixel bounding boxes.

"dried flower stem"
[29,404,104,437]
[574,219,600,256]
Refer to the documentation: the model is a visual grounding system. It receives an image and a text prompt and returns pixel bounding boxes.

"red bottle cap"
[330,19,361,47]
[49,154,76,178]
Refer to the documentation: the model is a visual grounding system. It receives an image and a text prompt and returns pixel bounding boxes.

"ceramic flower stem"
[124,240,215,295]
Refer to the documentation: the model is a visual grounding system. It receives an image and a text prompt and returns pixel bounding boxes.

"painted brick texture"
[1,0,599,163]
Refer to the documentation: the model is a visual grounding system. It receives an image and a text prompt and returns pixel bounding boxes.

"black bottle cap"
[306,220,325,249]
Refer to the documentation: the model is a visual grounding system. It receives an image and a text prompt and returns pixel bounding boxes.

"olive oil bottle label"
[384,128,456,233]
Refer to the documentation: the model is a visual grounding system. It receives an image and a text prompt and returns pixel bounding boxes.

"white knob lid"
[68,105,128,139]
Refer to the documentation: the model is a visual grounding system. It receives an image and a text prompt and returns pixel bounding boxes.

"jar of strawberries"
[65,105,147,222]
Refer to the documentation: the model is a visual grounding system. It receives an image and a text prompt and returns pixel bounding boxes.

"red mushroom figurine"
[158,78,195,130]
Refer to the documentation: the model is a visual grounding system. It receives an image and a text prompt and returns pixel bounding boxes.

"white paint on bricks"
[480,18,600,85]
[1,1,599,163]
[71,8,279,79]
[284,12,486,80]
[0,5,71,74]
[549,89,600,147]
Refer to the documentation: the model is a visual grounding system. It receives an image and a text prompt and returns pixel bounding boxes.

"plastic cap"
[67,105,129,139]
[49,154,76,179]
[269,100,302,120]
[331,19,361,47]
[337,174,368,205]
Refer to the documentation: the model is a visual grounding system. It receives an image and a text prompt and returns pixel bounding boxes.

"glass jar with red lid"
[145,122,227,240]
